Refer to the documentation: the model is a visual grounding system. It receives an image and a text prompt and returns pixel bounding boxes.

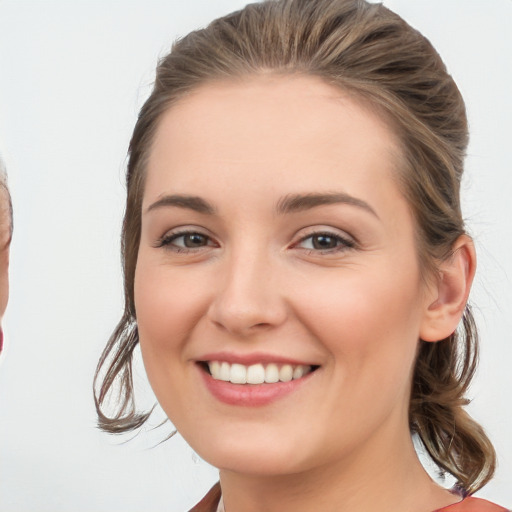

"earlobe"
[420,235,476,343]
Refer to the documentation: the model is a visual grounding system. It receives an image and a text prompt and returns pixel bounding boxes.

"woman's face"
[135,76,435,476]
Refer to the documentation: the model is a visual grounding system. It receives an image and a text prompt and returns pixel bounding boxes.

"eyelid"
[153,225,356,254]
[291,227,357,252]
[154,226,218,250]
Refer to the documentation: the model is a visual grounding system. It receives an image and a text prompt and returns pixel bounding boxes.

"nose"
[207,249,288,337]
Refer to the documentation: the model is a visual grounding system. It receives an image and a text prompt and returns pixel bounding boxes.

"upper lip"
[196,351,319,367]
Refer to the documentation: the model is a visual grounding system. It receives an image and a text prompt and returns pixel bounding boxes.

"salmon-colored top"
[434,496,509,512]
[189,483,509,512]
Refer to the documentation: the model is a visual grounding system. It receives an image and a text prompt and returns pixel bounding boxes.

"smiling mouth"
[200,361,318,385]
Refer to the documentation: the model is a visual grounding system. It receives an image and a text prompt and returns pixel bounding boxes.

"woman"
[94,1,509,510]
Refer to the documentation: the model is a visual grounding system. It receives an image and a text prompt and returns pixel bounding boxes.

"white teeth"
[230,363,247,384]
[293,365,304,379]
[207,361,313,384]
[265,363,279,383]
[247,364,265,384]
[219,362,230,381]
[279,364,293,382]
[209,361,220,378]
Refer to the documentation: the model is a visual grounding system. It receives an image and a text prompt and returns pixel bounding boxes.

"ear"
[420,235,476,343]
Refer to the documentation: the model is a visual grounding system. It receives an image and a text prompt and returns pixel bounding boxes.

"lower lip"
[199,367,314,407]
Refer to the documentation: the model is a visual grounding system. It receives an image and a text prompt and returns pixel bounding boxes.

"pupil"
[313,235,337,249]
[185,234,206,247]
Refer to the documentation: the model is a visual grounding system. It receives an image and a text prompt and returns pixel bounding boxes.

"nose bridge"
[208,238,286,334]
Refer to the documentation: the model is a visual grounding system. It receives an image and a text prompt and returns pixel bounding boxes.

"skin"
[134,75,474,512]
[0,185,10,352]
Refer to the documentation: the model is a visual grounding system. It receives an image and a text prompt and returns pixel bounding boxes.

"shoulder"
[436,497,510,512]
[188,483,222,512]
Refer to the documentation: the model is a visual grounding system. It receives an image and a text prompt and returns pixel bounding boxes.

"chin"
[188,428,312,476]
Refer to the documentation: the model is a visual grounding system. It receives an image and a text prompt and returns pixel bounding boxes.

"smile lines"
[206,361,315,385]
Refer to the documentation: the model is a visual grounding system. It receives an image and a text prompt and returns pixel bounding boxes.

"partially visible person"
[0,157,12,354]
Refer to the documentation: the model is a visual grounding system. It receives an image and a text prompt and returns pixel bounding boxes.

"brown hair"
[94,0,496,493]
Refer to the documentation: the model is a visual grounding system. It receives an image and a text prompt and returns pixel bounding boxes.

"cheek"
[297,271,423,446]
[133,261,205,420]
[134,259,212,360]
[292,265,423,382]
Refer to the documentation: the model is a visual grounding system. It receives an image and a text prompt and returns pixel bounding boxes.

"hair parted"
[94,0,496,493]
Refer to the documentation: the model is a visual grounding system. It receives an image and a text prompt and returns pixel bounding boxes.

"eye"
[174,233,209,248]
[296,231,355,252]
[156,230,216,252]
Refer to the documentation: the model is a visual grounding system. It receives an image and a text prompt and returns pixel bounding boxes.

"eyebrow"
[145,192,378,218]
[275,192,379,218]
[145,194,216,215]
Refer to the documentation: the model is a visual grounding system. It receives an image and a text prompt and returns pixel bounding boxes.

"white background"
[0,1,511,510]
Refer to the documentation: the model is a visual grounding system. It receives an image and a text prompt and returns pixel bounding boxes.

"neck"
[219,429,458,512]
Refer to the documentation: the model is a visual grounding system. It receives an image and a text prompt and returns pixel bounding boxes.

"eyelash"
[155,230,216,253]
[294,231,356,254]
[156,229,355,255]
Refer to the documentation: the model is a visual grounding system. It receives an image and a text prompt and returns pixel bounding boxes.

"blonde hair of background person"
[94,1,509,511]
[0,158,11,355]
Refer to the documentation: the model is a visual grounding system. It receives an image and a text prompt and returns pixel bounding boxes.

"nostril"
[252,322,271,329]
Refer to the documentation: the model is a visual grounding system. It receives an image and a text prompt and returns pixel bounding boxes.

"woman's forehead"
[140,75,411,240]
[146,76,401,190]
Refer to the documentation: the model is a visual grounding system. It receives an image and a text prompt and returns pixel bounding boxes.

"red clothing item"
[436,497,509,512]
[189,483,509,512]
